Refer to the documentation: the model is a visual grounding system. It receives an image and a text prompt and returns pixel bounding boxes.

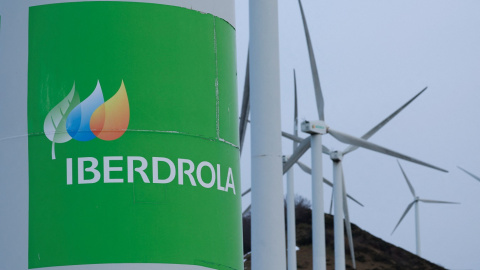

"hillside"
[242,198,445,270]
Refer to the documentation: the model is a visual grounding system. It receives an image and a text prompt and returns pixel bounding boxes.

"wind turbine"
[457,166,480,182]
[286,85,429,269]
[286,69,299,270]
[281,1,449,269]
[391,161,459,256]
[285,70,363,270]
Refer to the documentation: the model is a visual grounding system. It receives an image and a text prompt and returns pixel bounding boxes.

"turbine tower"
[249,0,286,269]
[392,161,459,256]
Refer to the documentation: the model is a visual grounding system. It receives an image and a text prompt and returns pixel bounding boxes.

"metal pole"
[286,158,297,270]
[249,0,286,269]
[333,159,345,270]
[415,200,421,256]
[287,89,299,270]
[0,3,29,270]
[311,134,326,270]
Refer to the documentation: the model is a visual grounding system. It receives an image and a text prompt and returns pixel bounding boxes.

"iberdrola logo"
[44,80,130,159]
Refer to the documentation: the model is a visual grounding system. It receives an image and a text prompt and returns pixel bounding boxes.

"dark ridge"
[243,196,445,270]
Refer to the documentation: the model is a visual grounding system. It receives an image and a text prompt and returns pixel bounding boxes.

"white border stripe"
[29,0,235,27]
[35,263,216,270]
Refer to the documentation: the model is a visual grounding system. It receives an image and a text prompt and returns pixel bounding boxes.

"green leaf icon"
[43,83,80,159]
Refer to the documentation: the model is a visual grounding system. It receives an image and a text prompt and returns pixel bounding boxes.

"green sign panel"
[28,2,241,269]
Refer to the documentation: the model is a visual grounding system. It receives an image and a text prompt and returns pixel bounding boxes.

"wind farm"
[236,0,480,269]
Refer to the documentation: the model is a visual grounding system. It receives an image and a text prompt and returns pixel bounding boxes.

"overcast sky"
[235,1,480,269]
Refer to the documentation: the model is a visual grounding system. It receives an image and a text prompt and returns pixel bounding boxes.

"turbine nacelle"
[330,151,343,162]
[301,120,327,135]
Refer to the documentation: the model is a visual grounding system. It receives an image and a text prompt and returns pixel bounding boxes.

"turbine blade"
[323,178,333,188]
[341,166,356,269]
[282,131,304,143]
[391,201,416,235]
[458,166,480,182]
[283,137,311,174]
[329,187,334,215]
[295,160,364,207]
[419,199,460,204]
[397,160,416,198]
[328,128,448,173]
[239,51,250,154]
[298,0,324,120]
[241,187,251,197]
[343,87,428,155]
[340,166,364,207]
[242,204,251,216]
[282,131,330,154]
[346,193,364,208]
[296,160,312,174]
[294,69,299,138]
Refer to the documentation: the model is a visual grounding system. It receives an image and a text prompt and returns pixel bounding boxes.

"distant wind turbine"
[286,69,299,270]
[392,161,459,256]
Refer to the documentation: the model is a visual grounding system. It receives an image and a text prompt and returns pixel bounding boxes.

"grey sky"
[236,1,480,269]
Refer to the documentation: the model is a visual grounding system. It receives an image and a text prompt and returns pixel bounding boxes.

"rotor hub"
[330,150,343,161]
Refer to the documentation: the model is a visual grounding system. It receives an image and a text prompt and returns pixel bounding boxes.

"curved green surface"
[28,2,241,269]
